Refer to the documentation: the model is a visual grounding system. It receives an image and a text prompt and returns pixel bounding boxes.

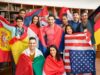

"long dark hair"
[31,15,40,28]
[65,25,74,34]
[62,13,68,27]
[48,45,61,61]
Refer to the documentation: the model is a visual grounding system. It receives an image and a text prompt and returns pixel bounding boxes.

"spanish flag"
[0,16,29,64]
[9,32,29,64]
[0,22,11,62]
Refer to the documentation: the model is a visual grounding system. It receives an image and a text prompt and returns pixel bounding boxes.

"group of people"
[0,8,96,75]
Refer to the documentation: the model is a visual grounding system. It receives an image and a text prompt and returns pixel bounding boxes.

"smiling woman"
[43,45,66,75]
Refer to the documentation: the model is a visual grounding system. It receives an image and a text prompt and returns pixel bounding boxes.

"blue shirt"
[69,20,80,32]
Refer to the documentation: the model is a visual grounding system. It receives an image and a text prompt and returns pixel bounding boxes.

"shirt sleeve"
[0,20,15,31]
[0,20,16,37]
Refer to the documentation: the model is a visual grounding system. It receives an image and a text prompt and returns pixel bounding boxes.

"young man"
[69,12,80,32]
[13,9,26,26]
[0,16,27,38]
[42,14,64,56]
[79,12,95,45]
[15,37,45,75]
[19,9,26,18]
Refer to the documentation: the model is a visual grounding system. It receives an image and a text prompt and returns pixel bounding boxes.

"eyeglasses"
[16,21,23,22]
[29,43,36,44]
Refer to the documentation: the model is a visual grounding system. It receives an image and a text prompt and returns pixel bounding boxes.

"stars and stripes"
[64,33,96,75]
[63,49,71,72]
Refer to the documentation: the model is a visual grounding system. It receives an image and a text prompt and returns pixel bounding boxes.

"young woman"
[61,14,69,31]
[43,45,66,75]
[65,25,74,34]
[28,15,41,38]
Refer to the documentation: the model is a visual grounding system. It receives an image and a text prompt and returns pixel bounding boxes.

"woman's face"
[50,47,57,58]
[32,16,39,25]
[66,26,73,34]
[62,16,68,25]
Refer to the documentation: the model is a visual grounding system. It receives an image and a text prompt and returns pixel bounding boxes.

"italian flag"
[15,48,45,75]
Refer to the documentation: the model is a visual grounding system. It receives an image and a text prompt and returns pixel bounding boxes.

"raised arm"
[0,20,16,37]
[0,20,15,31]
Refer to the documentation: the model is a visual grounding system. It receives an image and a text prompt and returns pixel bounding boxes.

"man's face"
[19,11,26,18]
[73,13,79,21]
[81,13,88,21]
[16,19,23,28]
[48,17,55,25]
[29,39,37,50]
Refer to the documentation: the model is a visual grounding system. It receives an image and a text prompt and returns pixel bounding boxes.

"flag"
[15,54,33,75]
[94,19,100,46]
[16,48,45,75]
[84,30,92,46]
[0,22,11,62]
[63,49,71,72]
[27,23,47,55]
[64,33,96,75]
[24,9,42,26]
[24,7,49,27]
[9,32,29,64]
[43,55,65,75]
[39,6,49,27]
[33,55,45,75]
[59,7,73,20]
[0,16,29,64]
[89,6,100,49]
[39,6,49,17]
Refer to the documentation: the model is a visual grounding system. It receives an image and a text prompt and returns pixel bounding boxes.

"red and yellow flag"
[0,22,11,62]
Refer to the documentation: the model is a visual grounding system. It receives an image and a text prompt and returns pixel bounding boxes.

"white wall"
[0,0,100,9]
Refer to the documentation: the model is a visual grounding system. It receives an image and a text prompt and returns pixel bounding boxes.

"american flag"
[63,33,96,75]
